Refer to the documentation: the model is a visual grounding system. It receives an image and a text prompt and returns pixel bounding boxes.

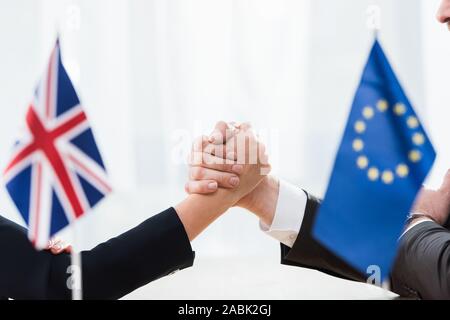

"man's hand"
[186,121,279,226]
[411,169,450,226]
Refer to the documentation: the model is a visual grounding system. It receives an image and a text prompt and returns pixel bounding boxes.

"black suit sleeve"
[390,221,450,299]
[279,189,450,299]
[0,207,194,300]
[279,190,365,282]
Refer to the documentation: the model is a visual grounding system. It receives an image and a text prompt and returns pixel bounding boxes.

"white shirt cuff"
[259,180,307,248]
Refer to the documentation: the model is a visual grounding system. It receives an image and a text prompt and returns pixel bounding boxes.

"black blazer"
[0,207,194,300]
[280,190,450,299]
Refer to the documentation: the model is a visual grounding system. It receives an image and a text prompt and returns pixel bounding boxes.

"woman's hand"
[45,238,72,255]
[174,121,270,241]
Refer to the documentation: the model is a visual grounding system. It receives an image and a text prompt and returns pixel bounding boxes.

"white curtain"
[0,0,447,299]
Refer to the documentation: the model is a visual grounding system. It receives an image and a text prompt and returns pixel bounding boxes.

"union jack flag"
[3,40,111,248]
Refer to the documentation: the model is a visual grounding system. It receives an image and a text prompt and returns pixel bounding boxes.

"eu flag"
[312,39,436,280]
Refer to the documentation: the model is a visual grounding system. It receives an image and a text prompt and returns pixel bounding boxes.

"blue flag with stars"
[312,39,436,280]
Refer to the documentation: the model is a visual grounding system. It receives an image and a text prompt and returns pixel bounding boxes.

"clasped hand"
[186,121,280,227]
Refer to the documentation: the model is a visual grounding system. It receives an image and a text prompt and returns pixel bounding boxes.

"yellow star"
[394,103,406,116]
[412,133,425,146]
[362,106,374,119]
[377,100,388,112]
[407,116,419,129]
[396,164,409,178]
[356,155,368,169]
[354,121,366,134]
[382,170,394,184]
[409,150,422,163]
[368,167,379,181]
[352,139,364,152]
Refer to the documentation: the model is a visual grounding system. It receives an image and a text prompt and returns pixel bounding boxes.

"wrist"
[175,188,240,241]
[237,175,280,226]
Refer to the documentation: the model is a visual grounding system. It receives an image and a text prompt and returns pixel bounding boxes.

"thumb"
[209,121,238,145]
[209,121,228,144]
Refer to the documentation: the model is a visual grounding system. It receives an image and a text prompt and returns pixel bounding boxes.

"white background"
[0,0,448,299]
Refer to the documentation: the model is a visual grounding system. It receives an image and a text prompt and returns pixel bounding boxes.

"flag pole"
[70,221,83,300]
[366,3,381,38]
[366,4,391,294]
[54,26,83,301]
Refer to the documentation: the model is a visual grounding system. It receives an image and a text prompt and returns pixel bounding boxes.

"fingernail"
[229,176,239,187]
[208,182,218,190]
[232,165,243,174]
